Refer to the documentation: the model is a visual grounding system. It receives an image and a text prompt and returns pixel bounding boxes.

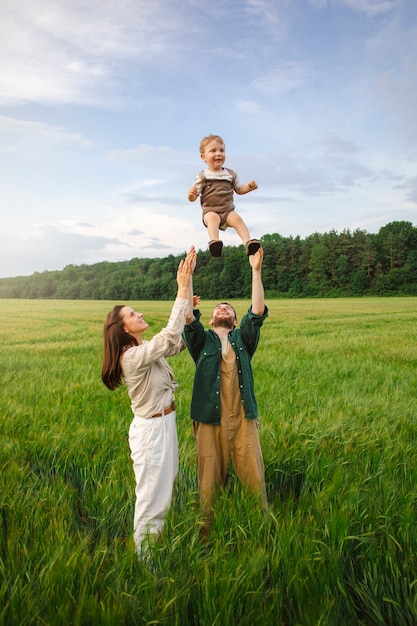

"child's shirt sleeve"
[233,172,242,191]
[193,173,205,196]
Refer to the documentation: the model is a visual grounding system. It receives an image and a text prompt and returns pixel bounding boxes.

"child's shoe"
[209,240,223,257]
[245,239,261,255]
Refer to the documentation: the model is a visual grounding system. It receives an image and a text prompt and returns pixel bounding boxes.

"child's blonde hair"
[199,134,225,154]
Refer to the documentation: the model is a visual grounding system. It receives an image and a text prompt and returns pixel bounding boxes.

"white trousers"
[128,411,178,555]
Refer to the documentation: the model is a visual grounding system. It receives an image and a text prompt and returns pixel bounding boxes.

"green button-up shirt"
[183,305,268,424]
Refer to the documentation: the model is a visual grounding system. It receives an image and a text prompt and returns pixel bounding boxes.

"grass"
[1,297,417,625]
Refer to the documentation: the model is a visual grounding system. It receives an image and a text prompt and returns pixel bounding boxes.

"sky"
[0,0,416,278]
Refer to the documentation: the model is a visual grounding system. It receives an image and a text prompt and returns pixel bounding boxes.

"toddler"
[188,134,260,257]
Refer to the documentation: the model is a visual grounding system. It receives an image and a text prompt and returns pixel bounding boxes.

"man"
[183,247,268,535]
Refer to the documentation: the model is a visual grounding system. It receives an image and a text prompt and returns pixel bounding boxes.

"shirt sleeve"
[123,298,189,371]
[183,309,206,362]
[233,172,242,191]
[193,174,204,195]
[239,305,269,356]
[165,336,186,357]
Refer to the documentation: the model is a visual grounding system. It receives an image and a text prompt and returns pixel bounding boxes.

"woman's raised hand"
[185,245,197,273]
[176,246,196,291]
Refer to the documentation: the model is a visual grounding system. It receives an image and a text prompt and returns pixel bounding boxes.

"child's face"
[200,139,226,171]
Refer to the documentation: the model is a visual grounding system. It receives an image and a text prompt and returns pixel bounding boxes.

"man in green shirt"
[183,247,268,537]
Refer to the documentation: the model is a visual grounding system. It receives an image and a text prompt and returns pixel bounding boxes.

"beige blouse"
[121,297,189,418]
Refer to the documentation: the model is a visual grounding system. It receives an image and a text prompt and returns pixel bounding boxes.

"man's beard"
[212,315,235,329]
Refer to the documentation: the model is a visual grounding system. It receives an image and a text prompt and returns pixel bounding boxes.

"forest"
[1,221,416,300]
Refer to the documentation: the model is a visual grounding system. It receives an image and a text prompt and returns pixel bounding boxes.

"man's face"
[210,303,237,329]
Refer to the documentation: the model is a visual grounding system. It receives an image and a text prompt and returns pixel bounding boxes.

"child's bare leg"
[226,211,251,243]
[226,211,260,255]
[204,212,223,256]
[203,212,221,241]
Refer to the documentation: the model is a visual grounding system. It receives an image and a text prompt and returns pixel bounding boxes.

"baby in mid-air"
[188,134,260,257]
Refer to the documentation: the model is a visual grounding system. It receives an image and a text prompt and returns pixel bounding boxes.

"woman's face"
[120,306,149,336]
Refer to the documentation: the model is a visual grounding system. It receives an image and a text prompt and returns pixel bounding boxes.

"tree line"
[1,221,416,300]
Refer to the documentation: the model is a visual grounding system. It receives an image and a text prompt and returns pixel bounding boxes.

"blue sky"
[1,0,416,278]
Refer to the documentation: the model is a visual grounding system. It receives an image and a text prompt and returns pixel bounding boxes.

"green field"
[1,297,417,625]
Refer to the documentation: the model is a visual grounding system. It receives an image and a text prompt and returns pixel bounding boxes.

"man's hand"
[249,246,263,270]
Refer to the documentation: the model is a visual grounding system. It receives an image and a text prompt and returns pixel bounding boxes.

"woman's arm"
[184,246,197,323]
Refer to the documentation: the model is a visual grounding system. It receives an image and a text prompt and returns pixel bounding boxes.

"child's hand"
[193,295,201,308]
[188,185,199,201]
[248,180,258,191]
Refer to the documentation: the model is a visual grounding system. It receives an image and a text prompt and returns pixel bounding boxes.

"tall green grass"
[1,297,417,625]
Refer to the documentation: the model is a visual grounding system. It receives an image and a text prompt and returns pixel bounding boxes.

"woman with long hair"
[102,247,196,556]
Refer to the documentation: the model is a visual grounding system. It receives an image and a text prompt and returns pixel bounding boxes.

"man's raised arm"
[250,247,265,316]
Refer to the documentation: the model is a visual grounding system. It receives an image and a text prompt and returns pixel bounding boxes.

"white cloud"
[235,101,261,114]
[107,144,188,164]
[318,133,360,157]
[0,0,196,106]
[0,116,93,150]
[341,0,398,17]
[0,226,114,278]
[395,176,417,204]
[243,0,288,36]
[308,0,398,16]
[0,207,204,278]
[250,61,315,95]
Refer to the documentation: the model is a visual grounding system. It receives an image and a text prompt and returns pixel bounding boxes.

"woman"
[102,247,196,556]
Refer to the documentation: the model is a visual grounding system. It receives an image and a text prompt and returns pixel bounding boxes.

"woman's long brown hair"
[101,305,138,390]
